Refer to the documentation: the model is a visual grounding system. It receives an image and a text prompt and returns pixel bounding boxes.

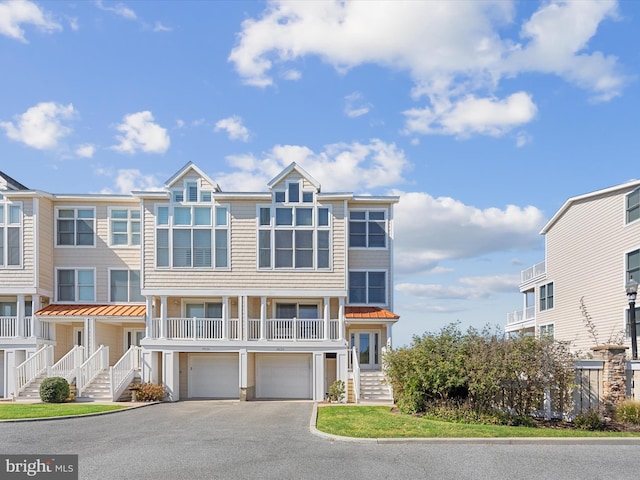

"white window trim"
[272,300,323,319]
[625,187,640,226]
[0,200,23,269]
[348,269,388,306]
[538,323,555,339]
[348,209,389,250]
[539,281,554,312]
[123,328,146,351]
[256,204,333,271]
[55,267,96,303]
[154,202,230,270]
[108,268,144,303]
[54,206,97,249]
[108,206,141,248]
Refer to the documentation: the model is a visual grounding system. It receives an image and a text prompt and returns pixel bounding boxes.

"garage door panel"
[188,353,239,399]
[256,354,311,399]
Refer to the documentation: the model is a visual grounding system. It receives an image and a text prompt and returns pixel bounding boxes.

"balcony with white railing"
[520,261,546,287]
[505,306,536,333]
[147,317,342,342]
[0,316,54,342]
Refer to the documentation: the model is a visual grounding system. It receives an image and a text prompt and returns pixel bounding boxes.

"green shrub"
[574,409,605,430]
[615,401,640,425]
[327,380,345,403]
[133,383,167,402]
[39,377,70,403]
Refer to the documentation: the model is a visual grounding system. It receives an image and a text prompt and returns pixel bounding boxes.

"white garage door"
[188,353,239,399]
[256,354,312,399]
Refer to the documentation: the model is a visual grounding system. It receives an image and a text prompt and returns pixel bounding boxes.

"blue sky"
[1,0,639,347]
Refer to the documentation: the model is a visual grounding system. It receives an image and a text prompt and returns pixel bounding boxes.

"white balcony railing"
[49,345,85,383]
[15,345,54,395]
[150,317,340,341]
[0,316,53,340]
[506,306,536,325]
[521,261,546,284]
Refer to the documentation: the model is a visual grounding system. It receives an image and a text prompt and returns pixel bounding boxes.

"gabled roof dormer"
[267,163,321,204]
[164,162,221,203]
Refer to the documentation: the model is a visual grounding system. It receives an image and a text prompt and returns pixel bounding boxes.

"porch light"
[626,278,638,360]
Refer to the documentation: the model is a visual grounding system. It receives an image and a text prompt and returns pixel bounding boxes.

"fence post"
[591,345,629,416]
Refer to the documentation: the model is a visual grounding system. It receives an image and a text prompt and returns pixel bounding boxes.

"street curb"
[309,403,640,445]
[0,401,160,423]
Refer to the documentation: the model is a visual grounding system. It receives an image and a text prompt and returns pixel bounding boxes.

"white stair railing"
[110,346,141,401]
[48,345,85,383]
[76,345,109,396]
[15,345,54,396]
[352,346,360,404]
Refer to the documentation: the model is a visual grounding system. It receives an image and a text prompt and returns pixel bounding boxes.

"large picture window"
[0,202,21,267]
[258,204,330,270]
[155,204,228,269]
[57,208,95,246]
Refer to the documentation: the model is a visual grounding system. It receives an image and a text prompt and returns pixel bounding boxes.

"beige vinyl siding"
[143,198,347,291]
[542,190,640,353]
[94,322,125,364]
[53,323,79,362]
[37,198,54,292]
[53,202,141,303]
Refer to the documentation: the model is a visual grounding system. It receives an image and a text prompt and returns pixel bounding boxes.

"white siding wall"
[0,197,35,289]
[541,190,640,353]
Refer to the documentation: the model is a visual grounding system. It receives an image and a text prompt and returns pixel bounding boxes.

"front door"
[350,331,380,370]
[125,329,145,350]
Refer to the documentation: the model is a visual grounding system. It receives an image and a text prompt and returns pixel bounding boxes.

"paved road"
[0,401,637,480]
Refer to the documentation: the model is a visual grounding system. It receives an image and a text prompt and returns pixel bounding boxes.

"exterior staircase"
[359,370,393,403]
[14,372,48,401]
[77,369,112,401]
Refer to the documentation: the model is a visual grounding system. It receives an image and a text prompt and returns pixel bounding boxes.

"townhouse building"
[506,180,640,355]
[0,162,399,402]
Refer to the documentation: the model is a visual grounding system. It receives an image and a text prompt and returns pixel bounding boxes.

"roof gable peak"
[267,162,321,191]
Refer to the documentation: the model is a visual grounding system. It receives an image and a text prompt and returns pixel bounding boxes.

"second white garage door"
[256,354,312,399]
[188,353,239,399]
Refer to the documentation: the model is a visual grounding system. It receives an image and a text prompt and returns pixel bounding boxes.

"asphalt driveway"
[0,401,638,480]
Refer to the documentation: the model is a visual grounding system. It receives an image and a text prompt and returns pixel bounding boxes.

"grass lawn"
[0,403,128,420]
[316,406,640,438]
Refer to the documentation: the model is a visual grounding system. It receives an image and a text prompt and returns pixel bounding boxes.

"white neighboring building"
[506,180,640,354]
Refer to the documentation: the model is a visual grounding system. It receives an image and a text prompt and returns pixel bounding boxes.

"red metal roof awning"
[345,306,399,320]
[35,304,146,317]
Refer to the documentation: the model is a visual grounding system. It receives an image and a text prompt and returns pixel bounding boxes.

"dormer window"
[626,188,640,224]
[173,191,184,203]
[187,182,198,202]
[288,182,300,203]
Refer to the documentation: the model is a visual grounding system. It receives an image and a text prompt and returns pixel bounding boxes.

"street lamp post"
[626,278,639,360]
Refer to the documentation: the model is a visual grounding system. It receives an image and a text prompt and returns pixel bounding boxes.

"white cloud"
[0,0,62,42]
[344,92,372,118]
[95,0,137,20]
[515,131,532,147]
[214,116,250,142]
[397,274,519,301]
[153,21,171,32]
[229,1,627,136]
[75,144,96,158]
[0,102,76,150]
[217,139,410,192]
[403,92,537,137]
[393,191,546,275]
[67,16,79,31]
[98,168,162,194]
[282,69,302,81]
[112,111,170,154]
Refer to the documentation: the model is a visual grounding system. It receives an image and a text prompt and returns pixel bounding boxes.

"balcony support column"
[160,296,167,340]
[16,295,25,337]
[222,296,229,340]
[260,297,267,341]
[338,297,345,341]
[323,297,330,340]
